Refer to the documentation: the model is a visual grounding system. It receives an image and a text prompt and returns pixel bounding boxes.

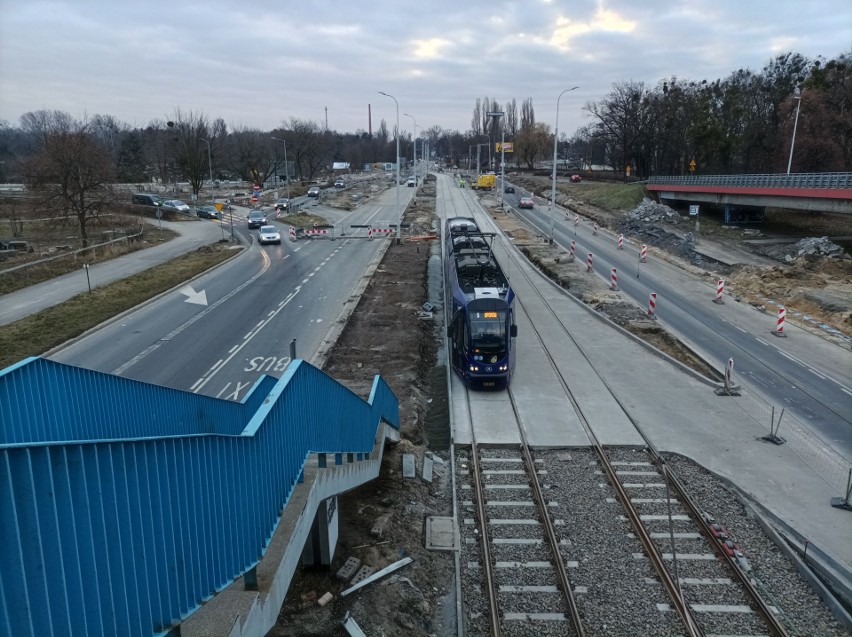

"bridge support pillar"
[724,203,765,224]
[301,496,339,567]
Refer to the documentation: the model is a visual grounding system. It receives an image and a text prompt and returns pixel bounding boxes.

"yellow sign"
[626,165,631,176]
[496,142,514,153]
[689,159,696,172]
[214,202,224,211]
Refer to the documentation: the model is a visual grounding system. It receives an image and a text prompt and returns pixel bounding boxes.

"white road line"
[755,338,769,346]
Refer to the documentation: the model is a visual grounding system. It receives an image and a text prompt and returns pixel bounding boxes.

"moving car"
[334,178,345,188]
[407,176,417,187]
[161,199,190,214]
[504,185,515,194]
[307,186,321,197]
[196,205,218,219]
[518,196,534,209]
[571,174,582,183]
[258,225,281,245]
[247,210,267,229]
[274,197,290,212]
[132,193,164,207]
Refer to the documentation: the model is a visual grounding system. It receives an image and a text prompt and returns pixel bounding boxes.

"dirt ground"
[270,174,851,636]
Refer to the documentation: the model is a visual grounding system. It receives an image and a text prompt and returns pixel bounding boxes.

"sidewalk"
[0,217,228,326]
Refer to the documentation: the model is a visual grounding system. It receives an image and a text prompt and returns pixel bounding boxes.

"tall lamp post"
[550,86,579,243]
[379,91,401,240]
[787,88,802,175]
[270,136,291,203]
[486,111,505,205]
[200,138,213,199]
[404,113,418,188]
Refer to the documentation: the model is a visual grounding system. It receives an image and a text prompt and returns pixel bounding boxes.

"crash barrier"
[369,227,395,239]
[0,357,399,637]
[640,244,647,263]
[714,279,725,304]
[648,292,657,316]
[304,228,329,237]
[772,306,787,336]
[611,268,618,291]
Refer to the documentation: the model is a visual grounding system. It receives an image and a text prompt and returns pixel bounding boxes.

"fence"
[729,388,852,497]
[646,172,852,190]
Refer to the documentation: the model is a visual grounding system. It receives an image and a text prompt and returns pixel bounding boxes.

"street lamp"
[487,111,505,205]
[379,91,401,240]
[270,136,291,202]
[200,138,213,199]
[404,113,417,188]
[787,88,802,175]
[550,86,579,243]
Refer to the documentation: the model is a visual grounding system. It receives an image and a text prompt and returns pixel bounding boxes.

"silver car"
[162,199,191,214]
[258,225,281,245]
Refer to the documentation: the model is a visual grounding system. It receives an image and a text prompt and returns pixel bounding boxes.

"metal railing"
[0,357,399,636]
[646,172,852,190]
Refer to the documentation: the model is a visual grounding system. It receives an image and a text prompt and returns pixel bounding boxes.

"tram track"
[447,186,797,636]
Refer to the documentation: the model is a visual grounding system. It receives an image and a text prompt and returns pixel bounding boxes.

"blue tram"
[444,217,518,389]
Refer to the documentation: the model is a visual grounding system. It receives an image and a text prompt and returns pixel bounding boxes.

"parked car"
[161,199,190,214]
[258,225,281,245]
[274,197,290,212]
[132,193,164,207]
[247,210,267,228]
[504,185,515,194]
[334,178,346,188]
[571,174,582,183]
[518,196,534,209]
[307,186,321,197]
[196,205,218,219]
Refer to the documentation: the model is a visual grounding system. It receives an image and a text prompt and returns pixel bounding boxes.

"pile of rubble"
[762,236,849,262]
[626,198,683,224]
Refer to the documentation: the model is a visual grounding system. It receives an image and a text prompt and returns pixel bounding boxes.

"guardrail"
[646,172,852,189]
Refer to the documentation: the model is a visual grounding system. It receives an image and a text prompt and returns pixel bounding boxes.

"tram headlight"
[469,364,479,372]
[498,364,508,372]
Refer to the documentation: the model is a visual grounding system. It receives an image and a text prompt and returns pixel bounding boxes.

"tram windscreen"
[469,309,508,354]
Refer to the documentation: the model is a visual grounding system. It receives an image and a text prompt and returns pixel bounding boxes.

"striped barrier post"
[593,223,598,236]
[772,306,787,337]
[587,253,593,272]
[574,214,579,226]
[368,226,373,240]
[289,226,296,242]
[648,292,657,316]
[611,268,618,290]
[713,279,725,304]
[640,244,647,263]
[570,240,575,257]
[618,234,624,250]
[725,358,734,391]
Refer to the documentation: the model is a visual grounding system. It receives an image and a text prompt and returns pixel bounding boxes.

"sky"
[1,0,850,139]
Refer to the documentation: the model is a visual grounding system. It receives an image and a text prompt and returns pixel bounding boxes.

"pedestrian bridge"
[0,357,399,637]
[646,172,852,217]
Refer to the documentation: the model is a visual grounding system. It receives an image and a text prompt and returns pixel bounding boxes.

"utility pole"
[487,111,505,205]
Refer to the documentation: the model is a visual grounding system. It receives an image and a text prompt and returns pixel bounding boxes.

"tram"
[444,217,517,389]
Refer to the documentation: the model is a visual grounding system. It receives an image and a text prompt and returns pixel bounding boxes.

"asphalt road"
[50,185,416,402]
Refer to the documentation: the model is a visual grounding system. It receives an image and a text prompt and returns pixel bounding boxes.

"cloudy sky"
[1,0,850,138]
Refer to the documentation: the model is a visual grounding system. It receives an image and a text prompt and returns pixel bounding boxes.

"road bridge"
[646,172,852,221]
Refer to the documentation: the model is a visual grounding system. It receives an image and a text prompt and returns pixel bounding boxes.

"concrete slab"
[426,516,459,551]
[422,456,434,482]
[402,453,416,477]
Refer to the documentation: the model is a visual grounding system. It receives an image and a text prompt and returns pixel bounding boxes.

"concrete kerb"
[45,239,247,357]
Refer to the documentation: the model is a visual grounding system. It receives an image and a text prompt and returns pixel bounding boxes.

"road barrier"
[304,228,329,237]
[772,306,787,337]
[618,234,624,250]
[593,223,598,236]
[587,253,593,272]
[569,240,575,257]
[611,268,618,290]
[648,292,657,316]
[369,227,395,239]
[714,279,725,304]
[640,244,647,263]
[289,226,296,242]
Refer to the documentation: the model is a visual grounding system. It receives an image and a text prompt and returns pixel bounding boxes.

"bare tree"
[169,109,211,195]
[514,122,551,170]
[470,99,482,137]
[21,115,115,246]
[285,118,333,181]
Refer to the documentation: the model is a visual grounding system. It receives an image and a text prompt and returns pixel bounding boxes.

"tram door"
[448,310,467,372]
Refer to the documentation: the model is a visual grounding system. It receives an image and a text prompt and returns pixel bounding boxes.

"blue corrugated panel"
[0,358,398,637]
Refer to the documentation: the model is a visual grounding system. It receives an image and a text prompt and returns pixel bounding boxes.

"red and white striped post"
[570,240,575,257]
[611,267,618,290]
[289,226,296,242]
[648,292,657,316]
[593,223,598,236]
[772,306,787,337]
[587,252,593,272]
[368,226,374,240]
[640,244,647,263]
[618,234,624,250]
[713,279,725,304]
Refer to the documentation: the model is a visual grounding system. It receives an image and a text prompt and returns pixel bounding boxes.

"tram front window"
[469,311,507,358]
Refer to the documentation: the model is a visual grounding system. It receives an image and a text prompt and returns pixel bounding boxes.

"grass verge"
[0,242,240,369]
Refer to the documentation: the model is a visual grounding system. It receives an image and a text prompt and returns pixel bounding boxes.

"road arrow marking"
[180,285,208,306]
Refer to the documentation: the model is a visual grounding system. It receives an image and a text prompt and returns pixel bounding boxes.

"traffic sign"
[486,111,504,117]
[689,159,696,172]
[689,205,699,216]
